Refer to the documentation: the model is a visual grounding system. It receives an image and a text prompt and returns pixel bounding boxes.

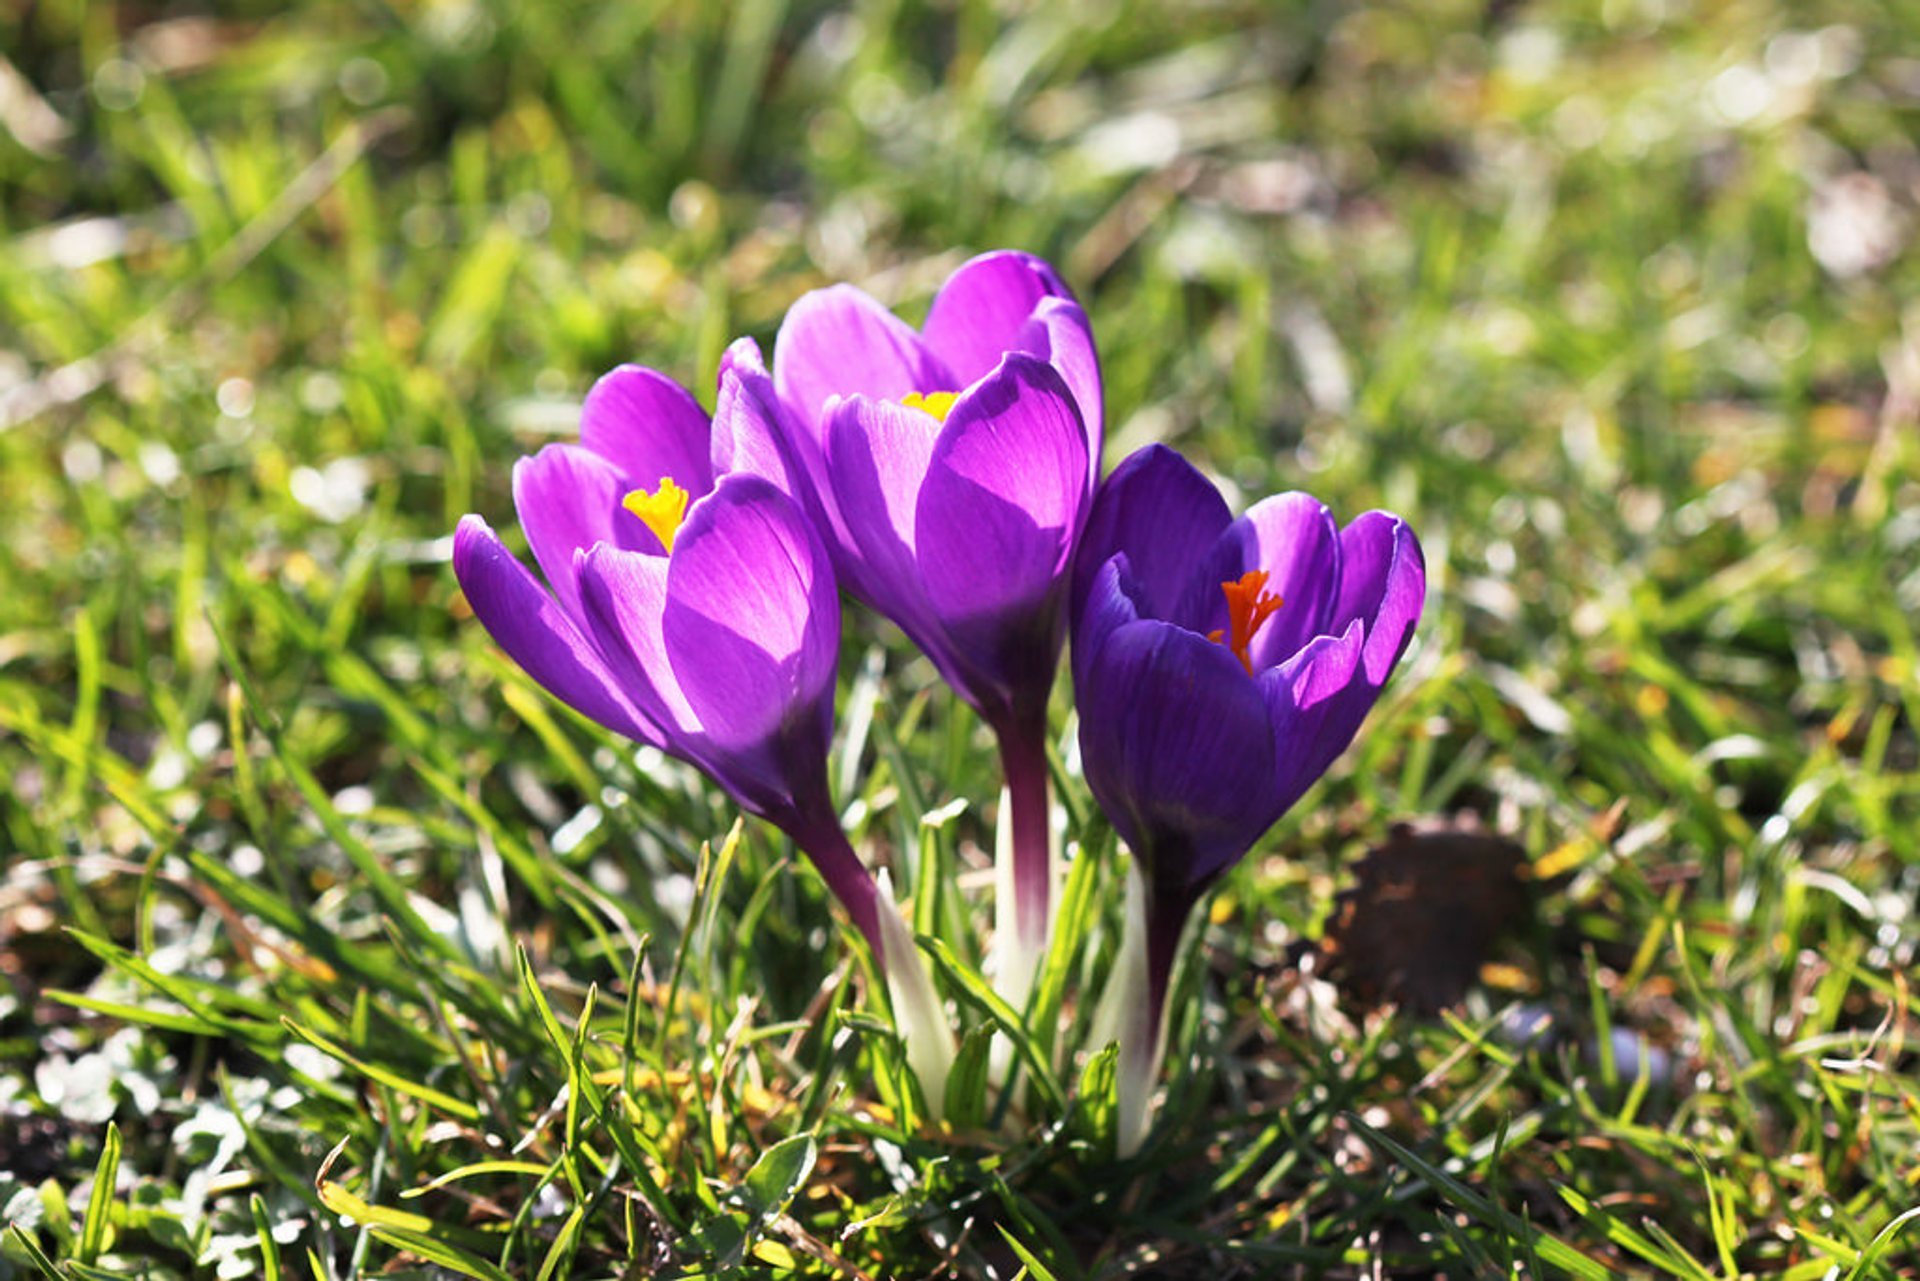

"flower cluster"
[454,251,1424,1152]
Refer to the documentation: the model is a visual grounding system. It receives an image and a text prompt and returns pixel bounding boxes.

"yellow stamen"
[622,477,690,552]
[1205,569,1284,675]
[900,390,960,422]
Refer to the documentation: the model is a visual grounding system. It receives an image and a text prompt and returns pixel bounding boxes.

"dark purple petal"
[1071,553,1145,685]
[578,365,714,498]
[1332,512,1427,685]
[916,354,1088,657]
[663,475,839,756]
[512,444,655,617]
[1211,492,1342,670]
[452,515,662,747]
[1077,618,1282,885]
[575,542,703,741]
[773,284,953,438]
[921,251,1075,389]
[1072,444,1232,634]
[1254,619,1367,828]
[823,393,942,631]
[1010,296,1103,477]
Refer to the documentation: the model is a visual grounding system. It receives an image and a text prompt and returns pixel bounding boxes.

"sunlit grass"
[3,0,1918,1275]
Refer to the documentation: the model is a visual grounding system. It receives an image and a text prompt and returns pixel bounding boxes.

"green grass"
[4,0,1919,1275]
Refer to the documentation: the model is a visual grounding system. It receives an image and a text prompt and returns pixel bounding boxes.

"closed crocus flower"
[1072,444,1426,1155]
[769,251,1102,995]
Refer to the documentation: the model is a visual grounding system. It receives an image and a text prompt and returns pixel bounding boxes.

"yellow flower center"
[622,477,690,552]
[1205,570,1284,675]
[900,390,960,422]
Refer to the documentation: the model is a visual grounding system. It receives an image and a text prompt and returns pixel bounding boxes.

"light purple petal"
[1210,492,1342,670]
[1011,297,1103,478]
[1077,618,1281,886]
[916,354,1088,650]
[452,515,662,747]
[823,392,943,632]
[773,284,953,439]
[1072,444,1231,634]
[578,365,714,498]
[663,475,839,754]
[711,346,797,500]
[512,444,655,617]
[921,251,1076,389]
[575,543,703,739]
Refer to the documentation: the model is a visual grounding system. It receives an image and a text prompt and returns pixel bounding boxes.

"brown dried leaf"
[1318,821,1531,1016]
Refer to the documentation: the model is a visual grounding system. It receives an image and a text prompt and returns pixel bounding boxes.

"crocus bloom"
[769,251,1102,995]
[1073,444,1425,1154]
[453,358,856,931]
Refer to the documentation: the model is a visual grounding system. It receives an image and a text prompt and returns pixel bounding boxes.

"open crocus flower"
[1072,444,1426,1155]
[769,250,1102,999]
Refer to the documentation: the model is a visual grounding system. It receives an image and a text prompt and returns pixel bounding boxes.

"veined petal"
[1011,296,1103,478]
[711,345,798,501]
[579,365,715,498]
[774,284,952,438]
[512,444,652,617]
[824,393,942,632]
[921,250,1076,389]
[1071,553,1146,684]
[1077,618,1281,886]
[575,542,703,740]
[1073,444,1231,634]
[1254,619,1368,826]
[1212,492,1342,670]
[916,354,1089,651]
[1332,512,1427,685]
[663,476,839,756]
[452,515,662,747]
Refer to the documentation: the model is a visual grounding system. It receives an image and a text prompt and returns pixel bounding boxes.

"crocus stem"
[1090,858,1193,1158]
[780,795,955,1119]
[993,712,1056,989]
[779,805,886,968]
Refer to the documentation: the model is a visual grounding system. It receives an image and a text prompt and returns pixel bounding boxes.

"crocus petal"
[824,393,943,633]
[1206,492,1342,670]
[513,444,653,616]
[921,250,1076,389]
[1011,296,1103,475]
[663,475,839,758]
[452,515,662,747]
[1332,512,1427,685]
[578,365,715,498]
[711,345,798,502]
[916,354,1088,661]
[1078,618,1281,882]
[575,542,703,740]
[774,284,953,438]
[1073,443,1232,634]
[1254,620,1369,824]
[1071,553,1146,683]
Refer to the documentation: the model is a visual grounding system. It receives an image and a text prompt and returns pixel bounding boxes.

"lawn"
[3,0,1918,1276]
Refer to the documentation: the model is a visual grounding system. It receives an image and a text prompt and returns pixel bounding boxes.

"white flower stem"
[875,870,954,1119]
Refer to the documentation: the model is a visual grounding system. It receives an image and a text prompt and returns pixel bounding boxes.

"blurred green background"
[3,0,1918,1276]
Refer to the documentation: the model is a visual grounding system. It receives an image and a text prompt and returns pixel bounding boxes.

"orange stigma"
[1206,570,1284,674]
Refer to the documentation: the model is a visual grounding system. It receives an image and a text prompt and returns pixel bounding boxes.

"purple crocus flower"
[451,357,890,960]
[1072,444,1425,1153]
[767,250,1102,982]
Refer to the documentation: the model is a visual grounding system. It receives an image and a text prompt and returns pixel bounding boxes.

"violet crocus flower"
[768,251,1102,998]
[1072,444,1426,1154]
[454,356,955,1106]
